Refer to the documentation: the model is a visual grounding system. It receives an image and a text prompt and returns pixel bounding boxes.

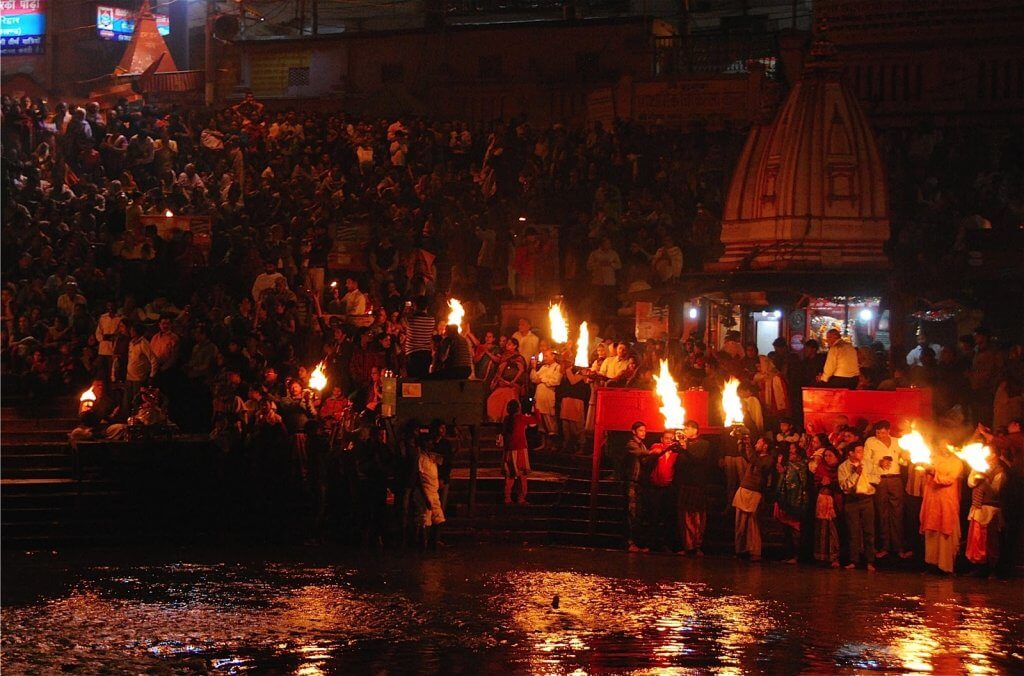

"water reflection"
[1,547,1021,674]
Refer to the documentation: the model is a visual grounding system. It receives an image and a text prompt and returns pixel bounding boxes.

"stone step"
[1,430,74,443]
[0,466,74,480]
[0,441,70,456]
[0,417,79,432]
[1,452,74,471]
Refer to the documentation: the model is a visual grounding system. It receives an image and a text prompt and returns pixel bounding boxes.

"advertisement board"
[1,0,45,56]
[97,5,169,42]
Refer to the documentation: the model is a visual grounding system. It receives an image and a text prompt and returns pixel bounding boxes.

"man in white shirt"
[905,334,942,367]
[864,420,914,560]
[95,301,122,375]
[598,342,633,385]
[251,261,287,305]
[652,234,684,283]
[177,163,205,196]
[530,346,563,439]
[149,316,180,377]
[586,237,622,290]
[125,322,158,414]
[819,329,859,389]
[838,444,880,571]
[512,318,539,361]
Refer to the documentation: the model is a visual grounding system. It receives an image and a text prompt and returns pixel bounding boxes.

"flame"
[164,209,174,217]
[446,298,465,333]
[574,321,590,368]
[898,426,932,467]
[80,386,96,403]
[653,359,685,430]
[722,378,744,426]
[308,361,328,392]
[952,441,991,474]
[548,303,569,344]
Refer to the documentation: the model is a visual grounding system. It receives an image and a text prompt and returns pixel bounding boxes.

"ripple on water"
[2,556,1022,674]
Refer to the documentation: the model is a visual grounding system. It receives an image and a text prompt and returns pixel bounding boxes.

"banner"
[97,5,169,42]
[635,301,669,341]
[1,0,45,56]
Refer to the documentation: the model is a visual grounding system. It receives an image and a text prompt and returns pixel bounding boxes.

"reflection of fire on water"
[653,359,685,430]
[898,425,932,469]
[548,303,568,344]
[722,378,744,427]
[574,322,589,368]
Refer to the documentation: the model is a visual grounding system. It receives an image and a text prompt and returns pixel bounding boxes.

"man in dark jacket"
[624,421,657,552]
[675,420,711,556]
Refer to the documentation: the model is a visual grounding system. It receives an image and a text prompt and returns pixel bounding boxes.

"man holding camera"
[865,420,914,560]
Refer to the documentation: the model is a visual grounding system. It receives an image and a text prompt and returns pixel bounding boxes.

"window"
[381,63,404,83]
[479,55,502,80]
[287,67,310,87]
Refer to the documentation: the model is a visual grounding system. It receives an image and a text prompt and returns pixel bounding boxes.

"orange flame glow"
[722,378,744,427]
[952,441,991,474]
[548,303,568,344]
[446,298,465,333]
[309,361,328,392]
[574,322,590,368]
[653,359,685,430]
[898,425,932,468]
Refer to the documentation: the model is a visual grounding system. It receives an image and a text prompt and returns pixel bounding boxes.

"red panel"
[801,387,933,434]
[593,388,709,434]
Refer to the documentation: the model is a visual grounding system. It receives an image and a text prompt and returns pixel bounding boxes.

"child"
[502,399,538,504]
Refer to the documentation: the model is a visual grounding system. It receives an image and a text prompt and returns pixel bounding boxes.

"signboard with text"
[1,0,45,56]
[97,5,169,42]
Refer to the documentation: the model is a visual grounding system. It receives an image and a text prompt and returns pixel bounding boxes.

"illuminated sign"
[0,0,46,56]
[97,5,169,42]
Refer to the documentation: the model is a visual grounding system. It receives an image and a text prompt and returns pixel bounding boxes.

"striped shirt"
[404,314,436,354]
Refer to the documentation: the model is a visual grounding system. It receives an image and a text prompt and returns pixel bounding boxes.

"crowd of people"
[1,91,1021,562]
[618,412,1022,578]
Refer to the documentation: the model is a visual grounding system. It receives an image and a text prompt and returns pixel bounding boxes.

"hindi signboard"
[1,0,45,56]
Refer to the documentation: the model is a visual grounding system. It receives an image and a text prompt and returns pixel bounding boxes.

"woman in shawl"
[773,442,808,564]
[485,337,526,422]
[812,446,843,567]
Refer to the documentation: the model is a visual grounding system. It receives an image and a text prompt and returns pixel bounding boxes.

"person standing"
[812,446,843,568]
[920,444,965,574]
[502,399,538,504]
[558,355,590,454]
[94,301,121,379]
[819,329,859,389]
[675,420,711,556]
[965,446,1007,575]
[485,338,527,422]
[403,298,436,379]
[624,421,657,552]
[511,318,539,361]
[864,420,914,560]
[732,436,773,562]
[839,444,880,571]
[124,321,157,414]
[529,346,563,446]
[774,443,809,564]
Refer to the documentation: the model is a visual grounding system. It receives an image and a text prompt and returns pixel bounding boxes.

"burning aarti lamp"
[79,386,97,415]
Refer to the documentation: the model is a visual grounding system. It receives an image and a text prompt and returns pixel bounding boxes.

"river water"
[3,544,1022,674]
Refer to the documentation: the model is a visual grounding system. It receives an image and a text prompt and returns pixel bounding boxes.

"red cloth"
[508,412,538,450]
[649,443,678,487]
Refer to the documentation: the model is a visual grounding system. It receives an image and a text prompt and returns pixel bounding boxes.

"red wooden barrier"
[801,387,933,434]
